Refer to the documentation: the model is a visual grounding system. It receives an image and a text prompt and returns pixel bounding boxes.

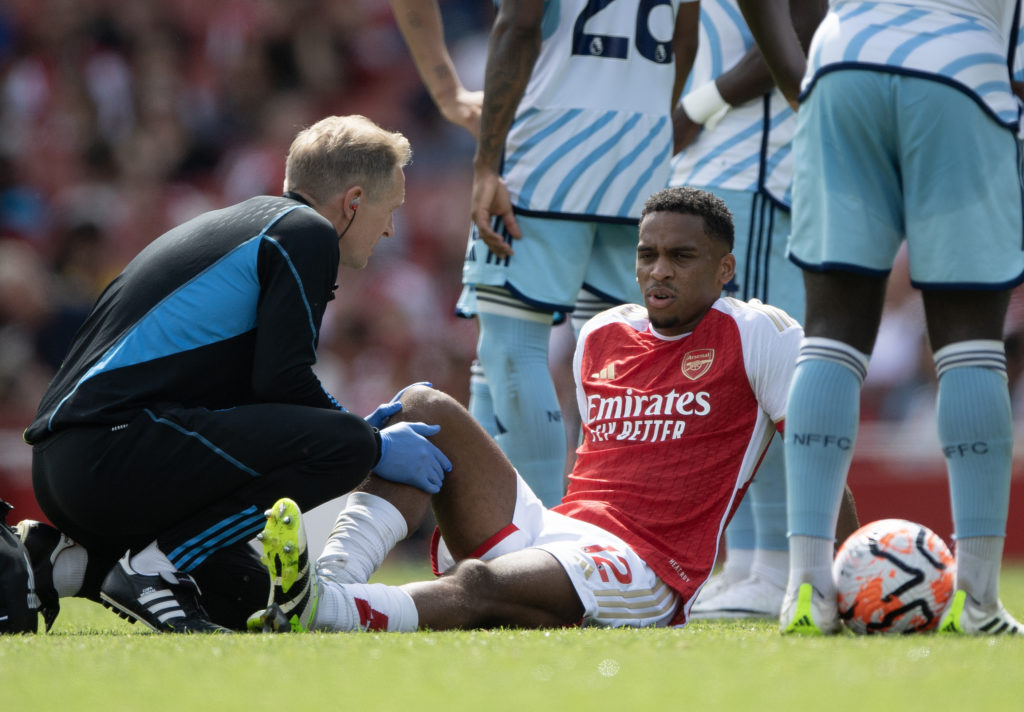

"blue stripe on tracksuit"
[167,506,267,571]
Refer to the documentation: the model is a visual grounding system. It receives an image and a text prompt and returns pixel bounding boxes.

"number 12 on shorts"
[583,544,633,584]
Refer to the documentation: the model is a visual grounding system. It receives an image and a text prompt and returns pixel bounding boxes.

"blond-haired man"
[19,115,449,633]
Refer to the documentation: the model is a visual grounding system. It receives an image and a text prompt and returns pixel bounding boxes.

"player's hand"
[438,88,484,138]
[364,381,434,428]
[773,66,802,111]
[672,106,702,154]
[374,421,452,494]
[471,165,520,258]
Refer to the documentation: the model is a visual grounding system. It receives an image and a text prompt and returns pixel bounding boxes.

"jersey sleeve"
[573,304,650,423]
[573,317,595,424]
[252,212,342,409]
[737,300,803,424]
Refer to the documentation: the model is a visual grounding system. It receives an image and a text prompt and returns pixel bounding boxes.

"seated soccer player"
[248,187,804,632]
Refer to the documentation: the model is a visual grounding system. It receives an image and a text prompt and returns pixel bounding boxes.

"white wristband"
[681,81,730,126]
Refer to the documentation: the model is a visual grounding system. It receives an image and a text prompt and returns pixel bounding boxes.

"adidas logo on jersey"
[591,363,616,380]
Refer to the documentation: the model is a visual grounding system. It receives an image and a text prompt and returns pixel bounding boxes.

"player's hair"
[640,186,734,251]
[284,115,412,204]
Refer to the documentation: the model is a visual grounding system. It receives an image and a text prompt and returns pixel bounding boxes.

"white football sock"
[317,492,408,584]
[750,549,789,589]
[955,536,1004,609]
[313,581,418,632]
[719,549,753,582]
[787,535,835,596]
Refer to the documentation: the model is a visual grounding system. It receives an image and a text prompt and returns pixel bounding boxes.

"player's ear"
[718,252,736,285]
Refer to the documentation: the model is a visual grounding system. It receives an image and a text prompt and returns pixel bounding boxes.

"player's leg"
[781,70,905,634]
[456,236,504,441]
[922,291,1022,634]
[898,73,1024,635]
[782,270,883,635]
[414,510,676,630]
[253,501,575,633]
[463,215,597,507]
[455,289,499,437]
[253,481,673,632]
[743,199,802,603]
[698,500,755,600]
[746,441,789,594]
[251,385,528,631]
[476,307,565,506]
[317,385,519,584]
[257,529,581,633]
[557,226,644,484]
[468,356,499,437]
[692,438,788,619]
[694,190,797,617]
[403,550,583,629]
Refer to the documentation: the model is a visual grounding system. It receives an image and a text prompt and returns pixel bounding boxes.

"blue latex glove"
[365,402,401,429]
[374,422,451,494]
[364,381,434,429]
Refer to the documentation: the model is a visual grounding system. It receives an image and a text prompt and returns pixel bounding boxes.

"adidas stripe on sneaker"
[938,590,1023,635]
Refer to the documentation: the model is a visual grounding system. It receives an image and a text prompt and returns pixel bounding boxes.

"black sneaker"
[100,556,230,633]
[15,520,73,632]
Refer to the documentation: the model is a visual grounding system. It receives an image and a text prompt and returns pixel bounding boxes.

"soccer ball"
[833,518,955,634]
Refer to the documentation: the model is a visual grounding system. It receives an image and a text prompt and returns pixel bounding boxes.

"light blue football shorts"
[712,187,805,324]
[460,213,643,314]
[789,70,1024,289]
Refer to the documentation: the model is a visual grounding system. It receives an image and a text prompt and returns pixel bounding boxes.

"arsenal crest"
[681,349,714,380]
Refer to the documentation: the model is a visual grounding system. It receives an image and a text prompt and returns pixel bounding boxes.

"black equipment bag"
[0,499,39,634]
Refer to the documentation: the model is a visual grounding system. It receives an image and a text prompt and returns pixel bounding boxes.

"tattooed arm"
[469,0,544,257]
[390,0,484,137]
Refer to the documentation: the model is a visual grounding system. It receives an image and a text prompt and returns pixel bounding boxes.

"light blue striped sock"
[935,341,1013,540]
[750,435,788,552]
[725,494,756,551]
[477,312,566,506]
[468,359,499,438]
[784,338,868,542]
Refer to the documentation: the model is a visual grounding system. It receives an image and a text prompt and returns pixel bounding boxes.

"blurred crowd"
[0,0,495,418]
[0,0,493,516]
[1,0,1023,519]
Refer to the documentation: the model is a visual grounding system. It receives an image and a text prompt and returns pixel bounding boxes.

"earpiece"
[350,198,360,210]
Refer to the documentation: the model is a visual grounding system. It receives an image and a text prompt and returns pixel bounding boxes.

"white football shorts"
[431,473,680,628]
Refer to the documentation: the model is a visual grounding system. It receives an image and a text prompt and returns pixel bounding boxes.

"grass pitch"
[4,560,1023,712]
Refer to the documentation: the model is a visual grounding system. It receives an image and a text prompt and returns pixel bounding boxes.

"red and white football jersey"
[553,297,802,623]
